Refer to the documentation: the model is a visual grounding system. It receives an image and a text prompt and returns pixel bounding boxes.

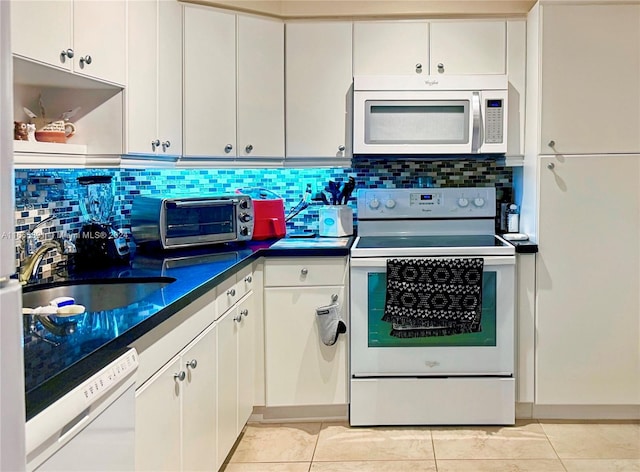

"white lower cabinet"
[264,257,349,407]
[216,292,256,469]
[135,323,217,471]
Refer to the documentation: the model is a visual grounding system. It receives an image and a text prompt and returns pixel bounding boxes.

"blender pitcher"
[75,175,130,267]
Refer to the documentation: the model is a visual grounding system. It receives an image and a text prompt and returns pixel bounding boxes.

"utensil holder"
[319,206,353,237]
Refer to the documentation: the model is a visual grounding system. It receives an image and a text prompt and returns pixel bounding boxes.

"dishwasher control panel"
[81,349,138,404]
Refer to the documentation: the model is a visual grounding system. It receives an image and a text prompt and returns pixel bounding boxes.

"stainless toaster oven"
[131,195,254,249]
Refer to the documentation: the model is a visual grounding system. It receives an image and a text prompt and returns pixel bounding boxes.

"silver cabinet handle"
[244,275,252,283]
[548,140,556,148]
[186,359,198,369]
[240,309,249,317]
[162,140,171,151]
[224,144,233,153]
[331,294,339,303]
[79,55,92,66]
[174,371,186,382]
[227,288,236,296]
[245,144,253,153]
[233,314,243,323]
[437,62,444,73]
[415,63,422,71]
[301,268,308,275]
[338,145,345,152]
[547,162,555,170]
[61,48,74,60]
[151,139,160,151]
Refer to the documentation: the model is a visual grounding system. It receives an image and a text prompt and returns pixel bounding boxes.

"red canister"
[251,198,286,240]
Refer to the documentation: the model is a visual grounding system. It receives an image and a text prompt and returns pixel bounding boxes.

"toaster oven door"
[163,199,237,247]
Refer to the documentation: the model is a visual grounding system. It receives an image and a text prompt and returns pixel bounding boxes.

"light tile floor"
[221,420,640,472]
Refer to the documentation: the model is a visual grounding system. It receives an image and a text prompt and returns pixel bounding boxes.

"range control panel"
[357,187,496,219]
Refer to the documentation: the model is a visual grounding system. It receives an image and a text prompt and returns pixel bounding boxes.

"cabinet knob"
[162,140,171,151]
[227,288,236,296]
[331,294,339,303]
[338,145,345,152]
[244,275,252,283]
[186,359,198,369]
[301,268,308,275]
[415,63,422,72]
[548,140,556,148]
[79,55,92,67]
[437,62,444,73]
[245,144,253,153]
[151,139,160,151]
[240,309,249,317]
[547,162,555,170]
[233,314,243,323]
[60,48,74,60]
[174,371,186,382]
[224,144,233,153]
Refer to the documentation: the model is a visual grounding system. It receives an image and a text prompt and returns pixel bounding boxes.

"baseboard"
[531,404,640,420]
[516,402,533,419]
[250,404,348,423]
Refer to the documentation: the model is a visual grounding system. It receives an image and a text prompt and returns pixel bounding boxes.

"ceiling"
[183,0,538,19]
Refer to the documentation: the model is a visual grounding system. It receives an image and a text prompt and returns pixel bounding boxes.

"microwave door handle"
[471,92,482,154]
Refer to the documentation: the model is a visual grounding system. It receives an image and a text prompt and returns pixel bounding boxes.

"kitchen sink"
[22,277,176,312]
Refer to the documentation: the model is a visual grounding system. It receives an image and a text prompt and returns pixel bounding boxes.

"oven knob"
[457,197,469,207]
[239,199,250,209]
[473,197,485,207]
[239,213,252,223]
[385,199,396,209]
[369,198,380,209]
[239,227,249,236]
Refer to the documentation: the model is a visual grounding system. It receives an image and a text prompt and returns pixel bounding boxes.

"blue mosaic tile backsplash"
[14,158,512,275]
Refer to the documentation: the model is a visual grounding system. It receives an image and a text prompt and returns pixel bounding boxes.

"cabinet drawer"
[235,264,254,299]
[216,275,238,316]
[264,257,348,287]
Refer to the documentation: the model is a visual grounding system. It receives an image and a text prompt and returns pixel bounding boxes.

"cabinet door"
[237,293,255,431]
[216,309,239,469]
[536,156,640,405]
[126,0,158,154]
[237,15,284,159]
[11,0,72,71]
[540,4,640,155]
[135,357,182,472]
[184,6,236,158]
[429,21,506,75]
[264,286,347,406]
[157,0,183,155]
[182,324,217,472]
[353,21,429,75]
[73,0,126,85]
[285,22,352,159]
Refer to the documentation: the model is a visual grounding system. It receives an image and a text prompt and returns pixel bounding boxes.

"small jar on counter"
[507,204,520,233]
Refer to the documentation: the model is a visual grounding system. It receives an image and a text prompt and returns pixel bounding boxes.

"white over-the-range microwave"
[353,75,508,155]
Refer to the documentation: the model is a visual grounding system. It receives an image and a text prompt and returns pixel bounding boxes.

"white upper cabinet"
[126,0,182,158]
[12,0,126,86]
[538,3,640,155]
[183,5,236,159]
[430,21,506,75]
[183,7,284,162]
[353,21,429,75]
[285,22,352,160]
[237,15,285,160]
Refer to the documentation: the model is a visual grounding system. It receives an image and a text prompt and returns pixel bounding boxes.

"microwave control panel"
[485,99,504,144]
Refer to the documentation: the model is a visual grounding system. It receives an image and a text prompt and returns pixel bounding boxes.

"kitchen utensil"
[22,304,86,317]
[338,177,356,204]
[327,181,340,205]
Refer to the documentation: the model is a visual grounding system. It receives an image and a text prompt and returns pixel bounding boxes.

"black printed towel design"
[382,258,484,338]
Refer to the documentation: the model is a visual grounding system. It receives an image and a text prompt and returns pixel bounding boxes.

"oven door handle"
[350,256,515,268]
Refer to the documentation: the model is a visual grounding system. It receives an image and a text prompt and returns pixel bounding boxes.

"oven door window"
[166,204,235,238]
[367,271,496,347]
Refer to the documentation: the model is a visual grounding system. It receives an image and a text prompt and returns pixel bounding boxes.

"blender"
[75,175,130,267]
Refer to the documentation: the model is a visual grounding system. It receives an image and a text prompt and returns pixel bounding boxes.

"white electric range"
[349,186,516,426]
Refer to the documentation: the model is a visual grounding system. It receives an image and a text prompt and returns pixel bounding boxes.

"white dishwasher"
[26,349,138,472]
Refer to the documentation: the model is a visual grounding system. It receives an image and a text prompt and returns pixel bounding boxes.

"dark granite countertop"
[24,236,353,420]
